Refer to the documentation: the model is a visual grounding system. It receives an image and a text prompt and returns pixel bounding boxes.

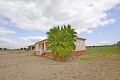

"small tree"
[116,41,120,51]
[24,47,30,51]
[23,47,26,50]
[0,48,2,50]
[20,48,23,50]
[3,48,7,50]
[47,25,77,62]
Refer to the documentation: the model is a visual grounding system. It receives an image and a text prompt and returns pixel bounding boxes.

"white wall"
[35,39,86,52]
[35,43,39,51]
[74,39,86,51]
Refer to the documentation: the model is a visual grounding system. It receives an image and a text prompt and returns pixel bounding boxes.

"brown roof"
[27,44,35,47]
[29,37,86,46]
[35,37,86,44]
[35,39,47,44]
[76,37,86,41]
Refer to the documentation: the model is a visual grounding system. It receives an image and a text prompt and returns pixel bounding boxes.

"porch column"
[30,46,32,53]
[40,43,42,54]
[44,42,46,51]
[30,46,32,50]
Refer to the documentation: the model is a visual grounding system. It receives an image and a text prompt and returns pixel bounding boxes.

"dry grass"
[0,49,120,80]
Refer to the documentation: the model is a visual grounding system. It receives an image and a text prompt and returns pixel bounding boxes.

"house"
[28,37,86,56]
[28,44,35,53]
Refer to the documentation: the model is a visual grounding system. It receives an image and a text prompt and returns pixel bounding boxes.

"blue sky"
[0,0,120,49]
[80,6,120,46]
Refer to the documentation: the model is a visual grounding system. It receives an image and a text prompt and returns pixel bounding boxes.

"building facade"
[29,37,86,56]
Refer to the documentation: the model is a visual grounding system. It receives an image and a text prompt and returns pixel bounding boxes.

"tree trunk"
[53,55,70,62]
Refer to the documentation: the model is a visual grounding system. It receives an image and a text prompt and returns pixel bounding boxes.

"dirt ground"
[0,50,120,80]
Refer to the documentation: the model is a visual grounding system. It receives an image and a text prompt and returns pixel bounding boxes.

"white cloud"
[86,40,113,46]
[0,36,46,49]
[0,17,9,26]
[0,27,15,35]
[87,30,93,34]
[0,0,119,33]
[0,37,12,43]
[19,36,46,43]
[97,41,112,45]
[99,41,111,44]
[99,19,115,26]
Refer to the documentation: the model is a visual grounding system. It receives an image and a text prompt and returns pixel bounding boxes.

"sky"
[0,0,120,49]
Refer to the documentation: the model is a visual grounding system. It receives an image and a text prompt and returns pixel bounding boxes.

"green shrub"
[116,41,120,51]
[24,48,30,51]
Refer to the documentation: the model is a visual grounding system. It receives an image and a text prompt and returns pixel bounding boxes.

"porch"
[35,41,48,55]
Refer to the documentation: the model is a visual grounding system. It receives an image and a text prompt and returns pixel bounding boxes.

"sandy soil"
[0,50,120,80]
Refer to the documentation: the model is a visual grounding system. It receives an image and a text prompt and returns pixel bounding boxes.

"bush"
[3,48,7,50]
[116,41,120,51]
[24,48,30,51]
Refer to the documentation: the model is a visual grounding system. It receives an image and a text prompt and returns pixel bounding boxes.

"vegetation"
[24,47,30,51]
[0,48,9,50]
[47,25,77,62]
[86,45,120,55]
[80,57,94,61]
[20,48,23,50]
[20,47,30,51]
[116,41,120,51]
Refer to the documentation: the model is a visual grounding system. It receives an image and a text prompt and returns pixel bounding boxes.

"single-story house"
[28,37,86,56]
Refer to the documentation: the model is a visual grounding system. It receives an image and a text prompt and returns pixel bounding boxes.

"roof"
[35,37,86,44]
[76,37,86,41]
[27,44,35,47]
[35,39,47,44]
[29,37,86,46]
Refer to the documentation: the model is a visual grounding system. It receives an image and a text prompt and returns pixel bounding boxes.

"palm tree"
[47,25,77,62]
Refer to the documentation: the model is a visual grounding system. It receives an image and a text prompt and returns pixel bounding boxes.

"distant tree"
[24,47,26,50]
[116,41,120,51]
[3,48,7,50]
[20,48,23,50]
[24,47,30,51]
[47,25,77,62]
[93,45,95,47]
[6,48,9,50]
[0,48,2,50]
